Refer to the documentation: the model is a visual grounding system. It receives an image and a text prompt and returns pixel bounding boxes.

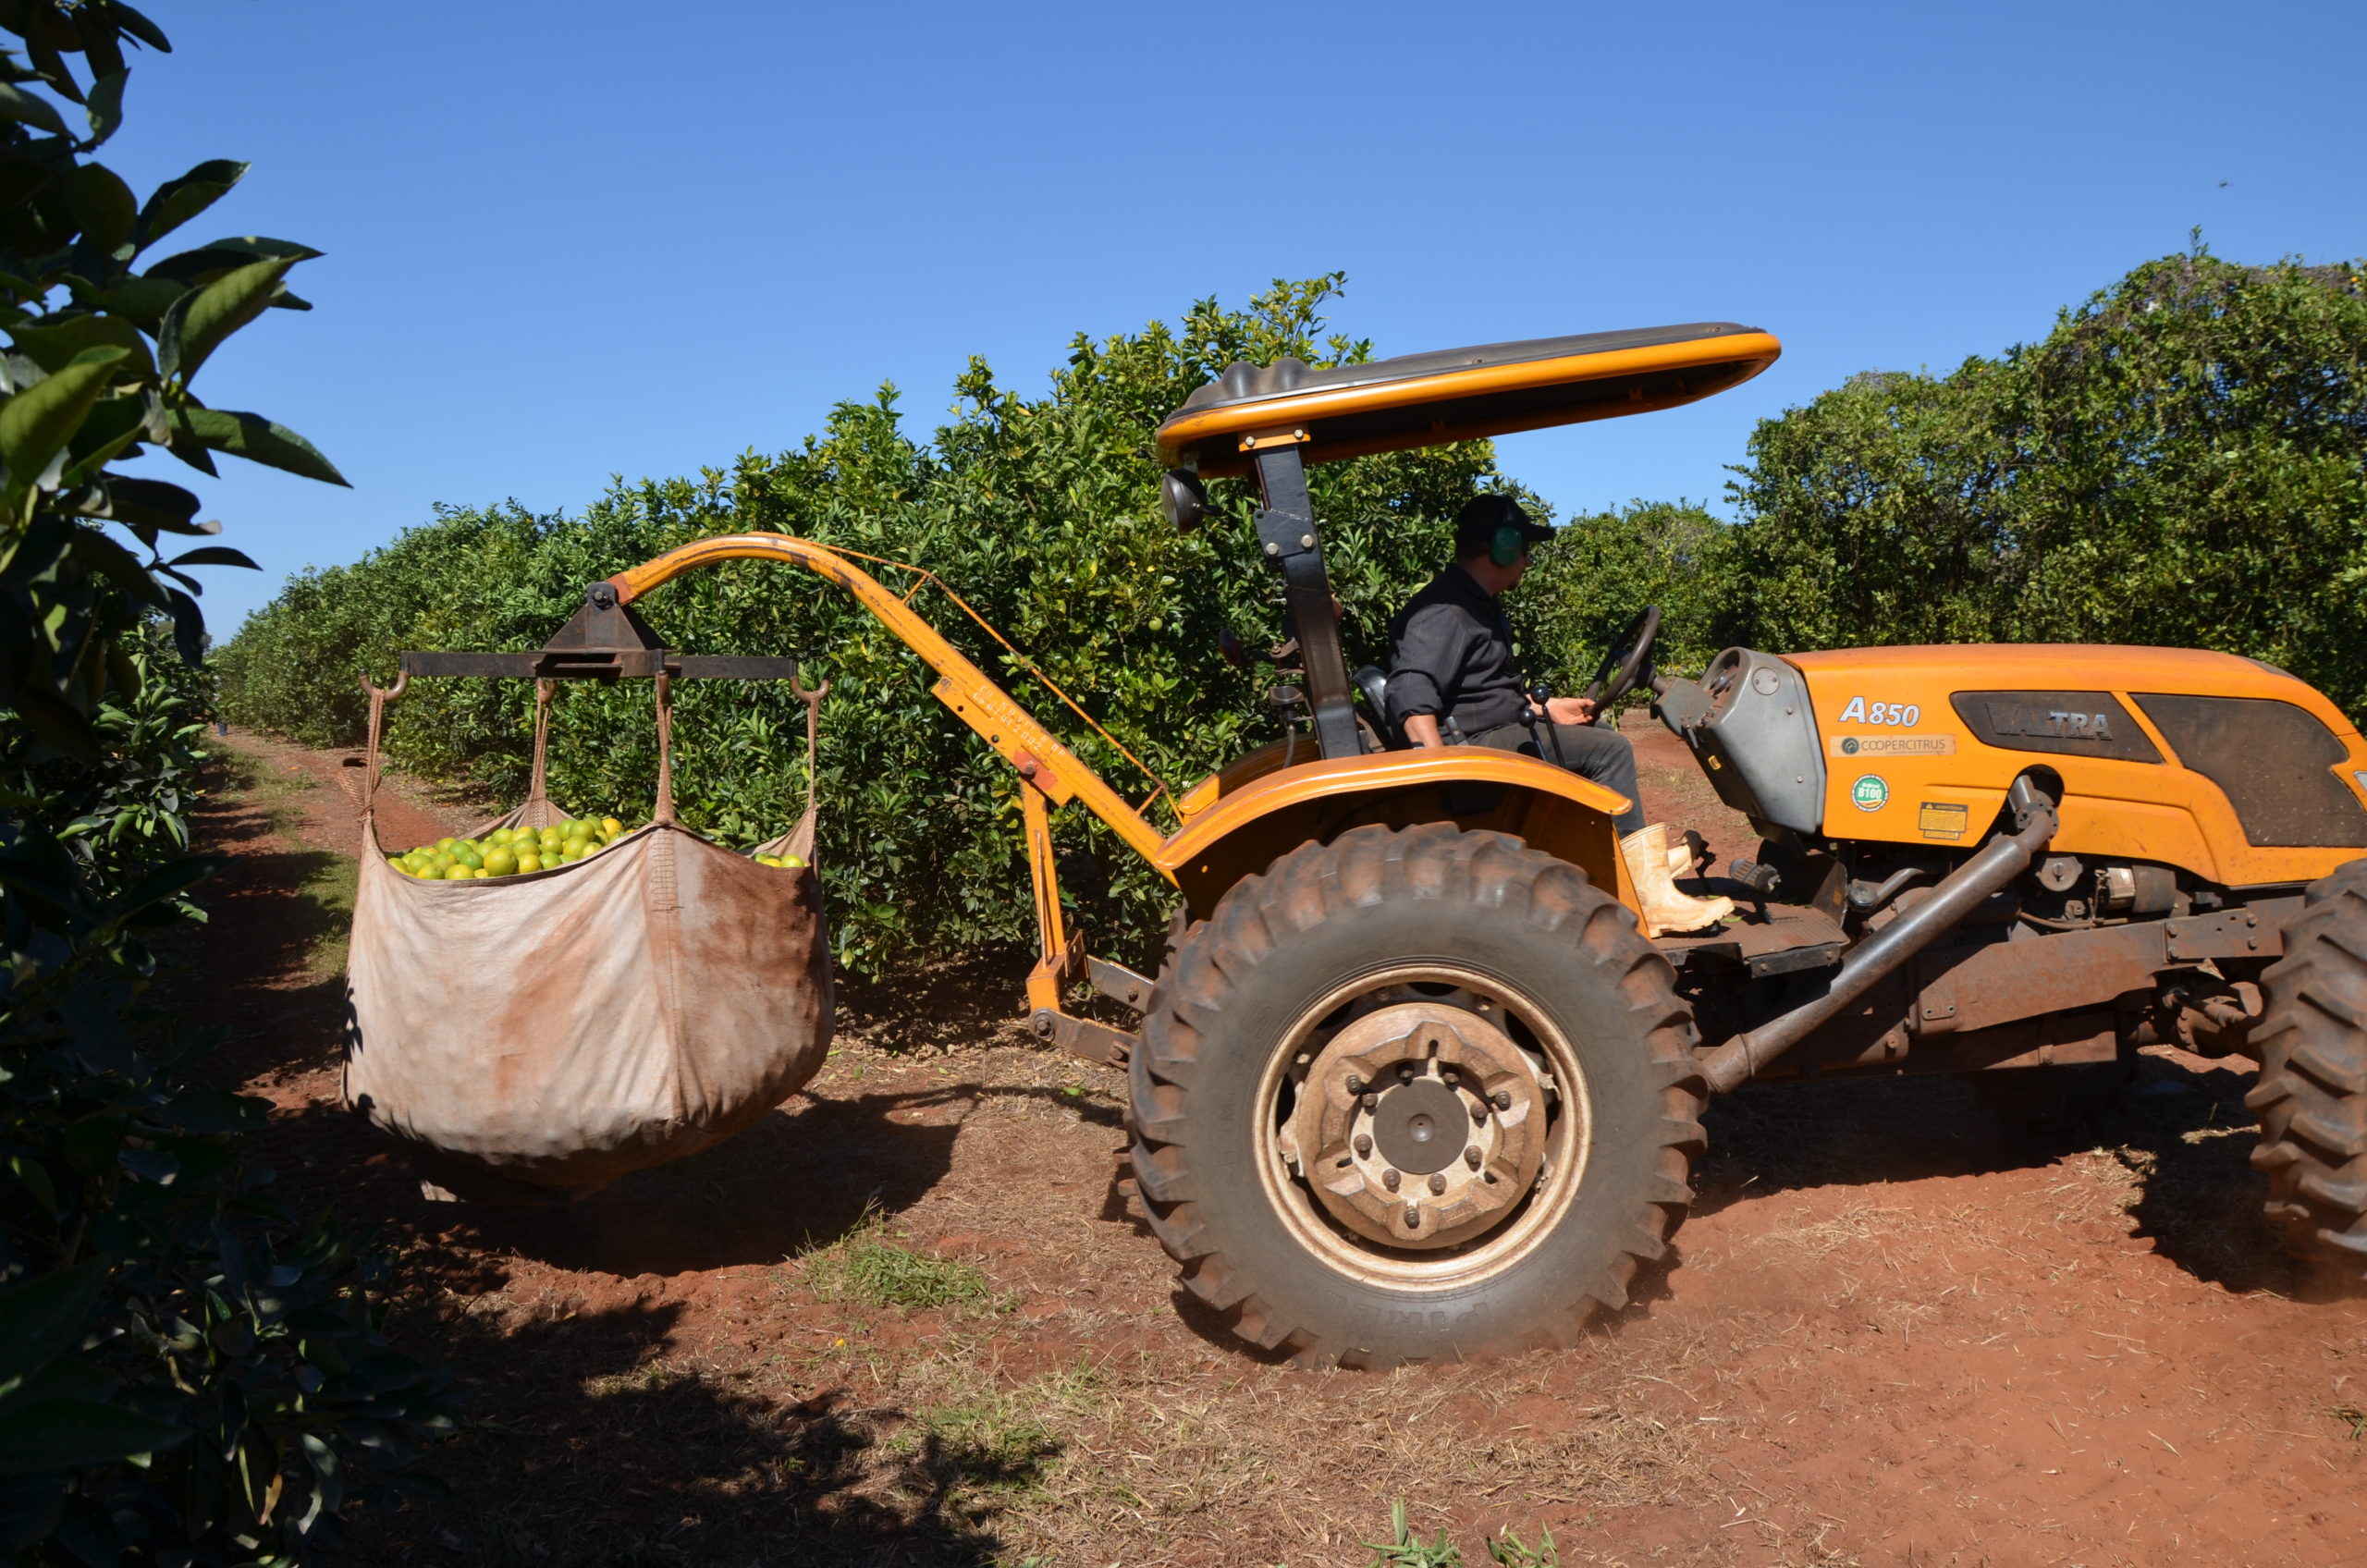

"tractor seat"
[1353,665,1403,750]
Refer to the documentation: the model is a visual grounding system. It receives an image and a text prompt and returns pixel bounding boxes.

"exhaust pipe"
[1698,775,2060,1094]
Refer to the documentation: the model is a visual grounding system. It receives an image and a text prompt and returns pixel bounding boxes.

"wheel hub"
[1372,1078,1464,1174]
[1285,1000,1549,1250]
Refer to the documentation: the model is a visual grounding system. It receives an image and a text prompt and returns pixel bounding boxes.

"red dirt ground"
[188,729,2367,1567]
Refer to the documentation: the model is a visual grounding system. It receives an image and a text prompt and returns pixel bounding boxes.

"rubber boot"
[1621,823,1735,937]
[1664,827,1711,880]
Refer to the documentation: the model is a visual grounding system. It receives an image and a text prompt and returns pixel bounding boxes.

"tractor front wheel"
[2249,859,2367,1269]
[1128,823,1706,1367]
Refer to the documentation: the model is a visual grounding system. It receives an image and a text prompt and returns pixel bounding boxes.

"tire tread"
[2250,865,2367,1267]
[1129,824,1706,1367]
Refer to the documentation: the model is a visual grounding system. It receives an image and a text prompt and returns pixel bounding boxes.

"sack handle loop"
[526,678,555,808]
[357,669,409,815]
[791,670,829,823]
[653,671,678,827]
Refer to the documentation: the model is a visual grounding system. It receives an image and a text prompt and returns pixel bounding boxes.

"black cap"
[1453,495,1554,560]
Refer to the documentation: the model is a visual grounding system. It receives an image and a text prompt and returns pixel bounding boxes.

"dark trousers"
[1467,719,1648,839]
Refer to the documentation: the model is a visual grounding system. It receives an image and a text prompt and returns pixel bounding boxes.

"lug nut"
[1427,1172,1446,1195]
[1354,1133,1372,1158]
[1471,1103,1488,1125]
[1404,1204,1421,1229]
[1344,1074,1364,1093]
[1382,1168,1402,1193]
[1361,1093,1378,1112]
[1464,1145,1481,1170]
[1491,1091,1512,1110]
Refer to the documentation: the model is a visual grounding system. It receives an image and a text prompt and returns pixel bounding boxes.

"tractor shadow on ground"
[1692,1050,2358,1299]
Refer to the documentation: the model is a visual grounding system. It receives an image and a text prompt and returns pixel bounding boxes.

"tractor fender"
[1155,746,1636,920]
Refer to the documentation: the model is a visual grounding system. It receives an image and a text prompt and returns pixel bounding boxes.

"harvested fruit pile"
[387,817,624,878]
[387,818,813,879]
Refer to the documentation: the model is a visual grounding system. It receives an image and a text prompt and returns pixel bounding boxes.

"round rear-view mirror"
[1159,469,1209,531]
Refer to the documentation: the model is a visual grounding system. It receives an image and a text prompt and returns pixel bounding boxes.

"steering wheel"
[1580,606,1662,706]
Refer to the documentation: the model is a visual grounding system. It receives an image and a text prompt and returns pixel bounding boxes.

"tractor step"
[1654,901,1847,979]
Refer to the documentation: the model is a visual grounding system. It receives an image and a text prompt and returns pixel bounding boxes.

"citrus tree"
[222,276,1513,971]
[1723,244,2367,716]
[0,7,452,1562]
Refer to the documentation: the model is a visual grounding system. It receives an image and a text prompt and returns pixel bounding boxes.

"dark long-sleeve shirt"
[1383,565,1530,738]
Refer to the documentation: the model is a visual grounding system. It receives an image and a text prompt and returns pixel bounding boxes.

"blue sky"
[94,1,2367,632]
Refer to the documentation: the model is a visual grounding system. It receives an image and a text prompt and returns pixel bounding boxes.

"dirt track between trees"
[187,728,2367,1566]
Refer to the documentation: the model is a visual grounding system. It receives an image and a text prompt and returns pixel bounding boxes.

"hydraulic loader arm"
[605,533,1166,867]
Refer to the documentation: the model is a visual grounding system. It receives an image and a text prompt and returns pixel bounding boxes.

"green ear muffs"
[1490,524,1526,568]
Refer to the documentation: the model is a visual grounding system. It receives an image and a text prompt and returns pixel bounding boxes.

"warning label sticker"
[1831,734,1957,757]
[1919,802,1970,840]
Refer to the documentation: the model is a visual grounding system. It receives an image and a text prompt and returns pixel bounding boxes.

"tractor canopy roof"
[1155,322,1780,478]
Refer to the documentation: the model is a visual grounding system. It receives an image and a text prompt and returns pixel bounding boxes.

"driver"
[1383,496,1733,937]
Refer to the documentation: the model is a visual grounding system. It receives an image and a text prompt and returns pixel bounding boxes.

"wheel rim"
[1254,963,1594,1290]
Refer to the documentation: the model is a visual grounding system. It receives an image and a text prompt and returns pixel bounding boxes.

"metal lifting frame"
[598,532,1158,1064]
[1249,443,1362,760]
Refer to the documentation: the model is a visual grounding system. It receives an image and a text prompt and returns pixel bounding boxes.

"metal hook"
[359,669,410,701]
[791,669,830,705]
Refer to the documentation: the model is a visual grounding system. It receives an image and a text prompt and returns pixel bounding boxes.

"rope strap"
[653,672,677,826]
[791,670,830,823]
[357,670,410,815]
[527,678,554,806]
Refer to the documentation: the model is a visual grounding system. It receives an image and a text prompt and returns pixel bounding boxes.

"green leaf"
[83,70,125,145]
[0,81,67,137]
[162,585,204,664]
[88,475,206,536]
[6,684,100,765]
[165,545,257,570]
[134,159,247,249]
[168,406,346,485]
[11,314,153,378]
[67,528,166,607]
[59,400,150,485]
[144,236,322,288]
[107,855,223,923]
[158,256,295,385]
[8,1155,57,1218]
[160,412,218,477]
[0,1402,187,1475]
[61,164,138,262]
[102,273,184,329]
[108,2,173,54]
[61,385,159,472]
[0,346,129,495]
[0,1263,108,1386]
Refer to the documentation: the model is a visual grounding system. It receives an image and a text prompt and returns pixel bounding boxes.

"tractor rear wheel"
[2247,859,2367,1269]
[1128,822,1706,1367]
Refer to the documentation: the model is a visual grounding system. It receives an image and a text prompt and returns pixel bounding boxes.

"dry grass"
[1744,1205,1913,1260]
[770,1294,1712,1565]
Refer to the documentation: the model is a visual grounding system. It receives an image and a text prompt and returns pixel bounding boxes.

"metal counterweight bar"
[1697,776,2061,1094]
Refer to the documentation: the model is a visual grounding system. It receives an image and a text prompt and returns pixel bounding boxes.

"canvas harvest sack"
[342,673,832,1203]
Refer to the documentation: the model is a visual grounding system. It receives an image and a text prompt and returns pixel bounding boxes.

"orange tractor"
[489,324,2367,1367]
